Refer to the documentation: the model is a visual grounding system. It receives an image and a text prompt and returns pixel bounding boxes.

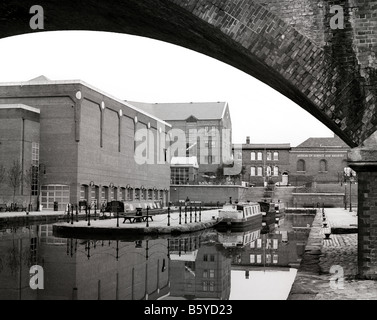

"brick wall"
[170,185,247,205]
[356,171,377,279]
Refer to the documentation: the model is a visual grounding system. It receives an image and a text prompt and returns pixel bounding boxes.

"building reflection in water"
[164,232,231,300]
[0,213,313,300]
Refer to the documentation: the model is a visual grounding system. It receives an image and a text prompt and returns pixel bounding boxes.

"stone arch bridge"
[1,0,377,279]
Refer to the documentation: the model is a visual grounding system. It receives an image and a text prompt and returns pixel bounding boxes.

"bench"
[122,215,154,224]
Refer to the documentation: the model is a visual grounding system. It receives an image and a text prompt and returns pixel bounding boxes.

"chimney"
[246,136,250,144]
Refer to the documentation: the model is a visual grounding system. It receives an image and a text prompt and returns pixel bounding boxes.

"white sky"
[0,30,333,147]
[229,269,297,300]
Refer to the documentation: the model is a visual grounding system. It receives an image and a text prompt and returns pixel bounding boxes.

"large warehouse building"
[0,76,171,211]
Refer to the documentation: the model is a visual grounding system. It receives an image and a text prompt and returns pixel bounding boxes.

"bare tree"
[0,164,5,185]
[7,160,23,204]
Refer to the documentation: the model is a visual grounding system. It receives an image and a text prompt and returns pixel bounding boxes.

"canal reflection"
[0,213,314,300]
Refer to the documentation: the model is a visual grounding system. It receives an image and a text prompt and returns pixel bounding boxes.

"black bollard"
[76,204,78,222]
[167,206,170,226]
[71,205,74,225]
[179,206,182,225]
[116,207,119,227]
[85,205,87,221]
[190,206,192,223]
[199,204,201,222]
[94,204,97,221]
[146,206,149,227]
[185,205,187,224]
[195,206,197,223]
[88,205,91,226]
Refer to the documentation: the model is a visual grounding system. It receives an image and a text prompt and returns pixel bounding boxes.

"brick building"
[236,135,351,188]
[236,137,291,187]
[131,101,233,182]
[0,76,171,210]
[289,135,350,185]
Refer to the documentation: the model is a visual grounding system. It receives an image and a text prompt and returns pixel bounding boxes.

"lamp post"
[344,167,356,212]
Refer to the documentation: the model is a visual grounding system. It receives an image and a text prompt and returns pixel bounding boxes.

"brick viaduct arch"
[1,0,377,279]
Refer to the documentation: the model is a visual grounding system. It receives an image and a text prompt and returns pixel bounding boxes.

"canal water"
[0,213,314,300]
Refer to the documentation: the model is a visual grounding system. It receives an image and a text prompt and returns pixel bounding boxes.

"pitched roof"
[28,75,51,82]
[128,101,228,121]
[296,135,349,148]
[239,143,291,150]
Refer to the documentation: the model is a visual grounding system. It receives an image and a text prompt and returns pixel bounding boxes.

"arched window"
[257,152,262,161]
[257,167,263,176]
[297,159,306,172]
[273,152,279,161]
[250,152,256,161]
[273,166,279,176]
[266,166,272,176]
[320,159,328,172]
[250,167,256,176]
[266,152,272,161]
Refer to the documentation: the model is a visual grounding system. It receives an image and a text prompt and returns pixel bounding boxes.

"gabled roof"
[28,75,51,82]
[239,143,291,150]
[128,101,228,121]
[296,135,349,148]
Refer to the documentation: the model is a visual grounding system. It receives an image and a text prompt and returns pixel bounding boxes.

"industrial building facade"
[0,77,171,210]
[131,101,233,182]
[237,135,350,187]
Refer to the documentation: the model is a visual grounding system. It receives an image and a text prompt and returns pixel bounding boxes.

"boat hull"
[216,214,263,231]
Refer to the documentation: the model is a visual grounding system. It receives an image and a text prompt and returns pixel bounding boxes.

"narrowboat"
[217,202,262,230]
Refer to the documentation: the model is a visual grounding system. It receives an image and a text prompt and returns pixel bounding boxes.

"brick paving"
[289,208,377,300]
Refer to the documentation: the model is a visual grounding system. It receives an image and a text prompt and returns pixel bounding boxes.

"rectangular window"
[205,155,213,164]
[273,254,278,264]
[257,238,262,248]
[203,270,208,278]
[209,269,215,278]
[32,142,40,164]
[256,255,262,264]
[266,254,272,264]
[210,254,215,262]
[203,254,208,262]
[273,239,278,249]
[249,254,255,263]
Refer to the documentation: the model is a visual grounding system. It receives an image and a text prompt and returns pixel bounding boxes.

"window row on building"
[250,151,279,161]
[79,185,167,206]
[249,254,279,264]
[250,166,280,177]
[296,159,328,172]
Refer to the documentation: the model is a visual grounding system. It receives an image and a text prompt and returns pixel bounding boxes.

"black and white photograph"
[0,0,376,306]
